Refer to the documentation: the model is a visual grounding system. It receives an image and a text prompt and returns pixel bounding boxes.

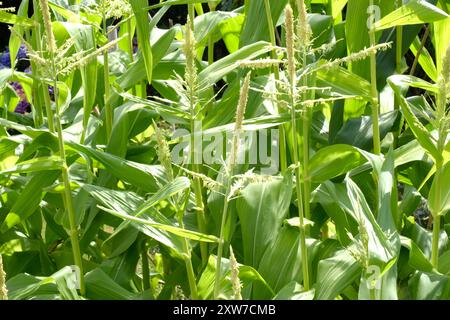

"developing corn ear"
[1,0,450,301]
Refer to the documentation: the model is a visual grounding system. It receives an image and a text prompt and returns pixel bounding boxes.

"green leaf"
[0,10,34,27]
[8,0,29,70]
[236,171,292,268]
[116,27,176,90]
[99,205,218,243]
[134,177,191,216]
[85,268,135,300]
[1,171,60,231]
[254,227,311,299]
[0,156,63,175]
[55,22,98,130]
[315,249,361,300]
[333,111,400,151]
[130,0,153,84]
[274,282,315,300]
[198,41,272,86]
[374,0,449,31]
[6,267,82,300]
[400,236,434,273]
[434,17,450,75]
[146,0,210,10]
[408,271,450,299]
[410,36,438,82]
[428,161,450,216]
[438,251,450,275]
[316,66,372,100]
[66,142,163,192]
[388,76,441,163]
[239,0,287,47]
[197,255,273,299]
[309,144,366,183]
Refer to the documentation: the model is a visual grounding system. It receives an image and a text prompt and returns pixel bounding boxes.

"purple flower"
[0,45,28,69]
[11,81,25,97]
[15,99,31,114]
[1,48,11,68]
[133,37,138,53]
[17,45,28,60]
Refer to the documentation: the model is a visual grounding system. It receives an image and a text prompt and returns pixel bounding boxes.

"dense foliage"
[0,0,450,300]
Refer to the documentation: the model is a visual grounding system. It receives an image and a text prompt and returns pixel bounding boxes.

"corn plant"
[0,0,449,301]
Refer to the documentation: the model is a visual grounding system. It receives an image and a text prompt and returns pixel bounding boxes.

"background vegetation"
[0,0,449,300]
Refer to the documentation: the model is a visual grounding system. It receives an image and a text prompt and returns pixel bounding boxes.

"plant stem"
[214,72,251,299]
[290,92,310,291]
[33,0,54,131]
[431,156,443,268]
[52,72,85,295]
[188,4,195,24]
[102,7,113,141]
[178,189,199,300]
[431,212,441,268]
[190,118,208,266]
[409,26,430,77]
[285,4,310,291]
[395,0,403,74]
[369,26,381,155]
[126,19,137,96]
[301,48,315,235]
[214,183,230,299]
[40,0,85,295]
[141,242,150,291]
[185,10,208,266]
[263,0,286,173]
[207,2,217,65]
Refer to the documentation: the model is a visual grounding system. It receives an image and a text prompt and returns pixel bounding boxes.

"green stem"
[27,28,43,127]
[301,49,315,236]
[393,0,403,148]
[395,0,403,74]
[207,3,216,65]
[263,0,286,173]
[431,213,441,269]
[290,79,310,291]
[409,26,430,77]
[188,4,195,23]
[178,190,199,300]
[263,0,280,80]
[431,159,442,269]
[190,122,208,266]
[194,3,204,15]
[302,106,312,232]
[214,182,230,299]
[369,27,381,155]
[102,9,112,141]
[369,286,377,300]
[186,12,208,266]
[184,251,199,300]
[33,0,54,131]
[279,126,288,173]
[141,243,150,291]
[51,61,85,296]
[126,18,138,96]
